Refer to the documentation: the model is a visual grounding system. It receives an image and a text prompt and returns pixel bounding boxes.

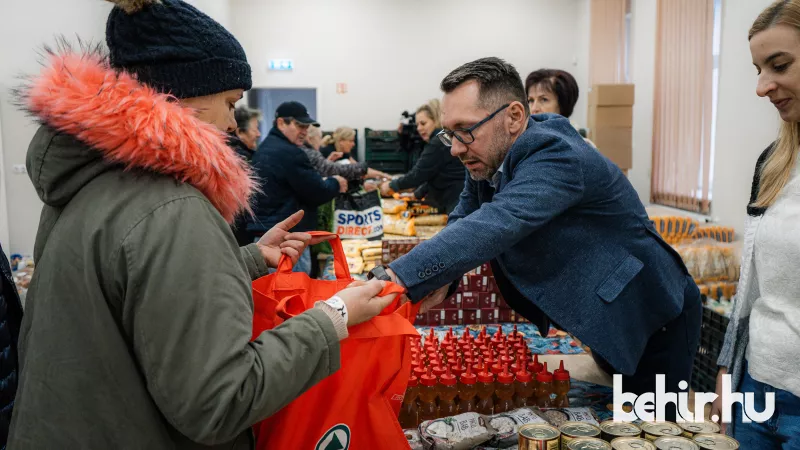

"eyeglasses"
[437,103,511,147]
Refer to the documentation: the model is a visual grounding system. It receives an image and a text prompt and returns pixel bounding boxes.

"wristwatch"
[367,265,393,281]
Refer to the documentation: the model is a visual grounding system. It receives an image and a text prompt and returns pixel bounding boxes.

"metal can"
[678,421,720,438]
[519,423,561,450]
[610,437,656,450]
[640,422,683,441]
[692,434,740,449]
[654,436,700,450]
[560,422,602,449]
[600,421,642,442]
[567,438,613,450]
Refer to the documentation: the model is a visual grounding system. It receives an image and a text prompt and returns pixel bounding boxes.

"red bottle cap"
[528,354,544,373]
[484,354,496,369]
[408,375,419,387]
[413,365,427,380]
[460,361,478,385]
[554,360,570,381]
[511,354,527,373]
[497,363,515,384]
[515,366,532,383]
[536,362,553,383]
[477,365,495,384]
[490,362,504,375]
[432,365,447,379]
[446,351,457,363]
[451,359,466,379]
[440,365,457,386]
[500,351,514,366]
[473,356,485,373]
[420,366,438,386]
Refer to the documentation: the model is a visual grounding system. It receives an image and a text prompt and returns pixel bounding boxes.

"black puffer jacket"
[0,245,22,449]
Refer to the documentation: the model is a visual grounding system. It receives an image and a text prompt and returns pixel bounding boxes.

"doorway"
[247,88,318,140]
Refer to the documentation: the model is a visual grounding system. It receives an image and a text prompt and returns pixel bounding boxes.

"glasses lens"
[438,132,453,147]
[454,130,474,145]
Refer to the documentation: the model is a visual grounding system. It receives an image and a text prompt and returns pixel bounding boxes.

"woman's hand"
[256,211,334,267]
[336,280,400,326]
[379,182,393,197]
[366,168,391,180]
[327,151,343,161]
[710,366,729,434]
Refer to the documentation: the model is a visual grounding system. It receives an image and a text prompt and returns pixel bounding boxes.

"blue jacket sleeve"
[285,151,341,206]
[389,140,585,301]
[447,174,480,225]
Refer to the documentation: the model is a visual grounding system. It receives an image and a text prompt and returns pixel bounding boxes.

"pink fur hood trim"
[22,49,256,224]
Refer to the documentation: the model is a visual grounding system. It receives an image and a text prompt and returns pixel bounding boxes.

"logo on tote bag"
[315,424,351,450]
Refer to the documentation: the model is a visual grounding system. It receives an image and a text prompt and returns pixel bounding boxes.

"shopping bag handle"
[276,231,351,280]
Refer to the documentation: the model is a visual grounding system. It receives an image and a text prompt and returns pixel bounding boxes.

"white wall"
[711,0,779,232]
[231,0,590,160]
[628,0,658,204]
[0,1,111,255]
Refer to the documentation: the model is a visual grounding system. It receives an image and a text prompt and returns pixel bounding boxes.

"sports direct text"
[612,374,775,423]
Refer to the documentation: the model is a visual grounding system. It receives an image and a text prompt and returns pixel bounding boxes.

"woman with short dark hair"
[525,69,594,147]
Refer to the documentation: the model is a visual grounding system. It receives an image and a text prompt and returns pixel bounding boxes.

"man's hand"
[379,181,393,197]
[383,267,447,312]
[327,151,344,161]
[256,211,334,268]
[332,175,348,193]
[711,366,728,434]
[336,280,400,326]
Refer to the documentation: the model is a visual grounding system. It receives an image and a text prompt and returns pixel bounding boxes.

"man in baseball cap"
[275,101,320,128]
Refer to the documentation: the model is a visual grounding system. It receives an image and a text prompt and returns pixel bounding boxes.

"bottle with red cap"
[535,362,554,408]
[508,324,521,345]
[528,354,544,374]
[418,367,439,422]
[474,326,487,347]
[514,360,535,407]
[438,365,459,418]
[451,357,466,379]
[432,363,447,380]
[553,360,571,407]
[457,363,478,413]
[494,363,516,413]
[475,363,496,415]
[399,375,420,428]
[490,328,505,347]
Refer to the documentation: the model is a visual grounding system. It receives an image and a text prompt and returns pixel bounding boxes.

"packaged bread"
[384,214,416,236]
[347,256,365,274]
[487,407,548,448]
[414,214,448,226]
[361,247,383,260]
[383,199,408,214]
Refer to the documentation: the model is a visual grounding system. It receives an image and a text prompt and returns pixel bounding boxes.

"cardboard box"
[486,276,499,294]
[497,295,509,309]
[429,310,443,327]
[499,309,515,322]
[442,310,460,326]
[469,275,489,292]
[476,263,492,276]
[441,295,461,310]
[462,309,480,325]
[480,308,498,324]
[588,106,633,129]
[591,127,632,169]
[461,292,479,309]
[589,84,635,106]
[479,292,497,309]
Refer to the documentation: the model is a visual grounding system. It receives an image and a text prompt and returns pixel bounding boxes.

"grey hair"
[440,57,530,116]
[234,106,263,131]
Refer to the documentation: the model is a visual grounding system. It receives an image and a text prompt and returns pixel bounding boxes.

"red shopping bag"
[251,231,420,450]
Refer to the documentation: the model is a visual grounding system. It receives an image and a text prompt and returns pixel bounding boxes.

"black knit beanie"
[105,0,252,99]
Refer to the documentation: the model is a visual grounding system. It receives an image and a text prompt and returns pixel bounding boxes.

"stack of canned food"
[517,420,740,450]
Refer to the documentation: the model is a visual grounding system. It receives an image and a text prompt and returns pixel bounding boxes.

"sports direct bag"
[333,190,384,240]
[251,231,420,450]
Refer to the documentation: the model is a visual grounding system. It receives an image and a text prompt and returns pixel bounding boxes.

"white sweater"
[747,160,800,396]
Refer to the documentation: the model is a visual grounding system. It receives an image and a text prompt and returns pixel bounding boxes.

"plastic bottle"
[491,328,505,347]
[451,357,467,379]
[399,375,420,428]
[458,362,479,413]
[495,364,516,413]
[514,363,535,407]
[553,361,571,407]
[418,367,439,422]
[535,362,554,408]
[474,327,487,347]
[499,349,515,368]
[438,365,459,418]
[432,363,447,380]
[475,364,496,415]
[508,324,521,345]
[528,354,544,375]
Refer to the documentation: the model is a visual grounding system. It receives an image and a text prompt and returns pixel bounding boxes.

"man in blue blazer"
[372,58,701,421]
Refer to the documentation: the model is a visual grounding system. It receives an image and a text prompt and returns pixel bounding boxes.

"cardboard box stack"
[587,84,634,172]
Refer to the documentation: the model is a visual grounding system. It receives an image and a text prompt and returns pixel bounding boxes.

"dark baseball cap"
[275,101,319,126]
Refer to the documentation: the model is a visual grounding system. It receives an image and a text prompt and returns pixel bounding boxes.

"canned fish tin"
[599,421,642,442]
[560,422,602,449]
[519,423,561,450]
[654,436,700,450]
[610,437,656,450]
[678,422,720,438]
[567,438,613,450]
[641,422,683,441]
[692,434,740,449]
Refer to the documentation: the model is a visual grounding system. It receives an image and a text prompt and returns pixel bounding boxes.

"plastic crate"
[691,306,730,394]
